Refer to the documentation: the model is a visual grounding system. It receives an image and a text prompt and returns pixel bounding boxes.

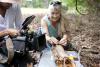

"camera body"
[13,15,46,54]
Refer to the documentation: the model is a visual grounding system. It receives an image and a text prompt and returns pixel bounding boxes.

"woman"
[39,1,84,67]
[38,1,71,67]
[41,1,71,49]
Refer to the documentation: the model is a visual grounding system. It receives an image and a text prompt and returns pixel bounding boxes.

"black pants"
[0,63,9,67]
[10,52,33,67]
[63,43,76,51]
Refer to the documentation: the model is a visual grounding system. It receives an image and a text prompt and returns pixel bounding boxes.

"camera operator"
[0,0,33,67]
[0,0,22,66]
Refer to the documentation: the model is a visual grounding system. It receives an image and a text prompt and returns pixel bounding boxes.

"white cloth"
[38,48,84,67]
[38,49,57,67]
[0,4,22,31]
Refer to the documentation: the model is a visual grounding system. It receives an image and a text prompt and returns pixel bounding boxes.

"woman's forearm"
[45,34,51,41]
[63,34,68,39]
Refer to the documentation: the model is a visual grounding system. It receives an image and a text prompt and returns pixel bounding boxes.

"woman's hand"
[58,38,67,46]
[51,37,59,45]
[47,36,59,45]
[58,35,68,46]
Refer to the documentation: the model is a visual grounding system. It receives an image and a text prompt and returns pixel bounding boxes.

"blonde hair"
[48,1,62,15]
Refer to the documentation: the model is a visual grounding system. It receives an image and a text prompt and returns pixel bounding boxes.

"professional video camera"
[13,15,46,53]
[0,15,46,65]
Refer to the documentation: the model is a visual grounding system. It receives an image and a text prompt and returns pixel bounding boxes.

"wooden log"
[52,45,76,67]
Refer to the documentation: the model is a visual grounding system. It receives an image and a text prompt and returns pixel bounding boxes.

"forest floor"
[21,8,100,67]
[67,14,100,67]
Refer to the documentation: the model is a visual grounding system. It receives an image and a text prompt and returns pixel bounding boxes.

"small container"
[65,51,79,61]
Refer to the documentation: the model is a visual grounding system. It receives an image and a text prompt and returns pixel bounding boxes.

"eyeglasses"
[50,1,62,6]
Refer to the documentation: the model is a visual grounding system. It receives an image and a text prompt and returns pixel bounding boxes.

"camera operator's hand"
[5,29,20,37]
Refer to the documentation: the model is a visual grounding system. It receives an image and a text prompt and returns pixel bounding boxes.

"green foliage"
[22,0,87,8]
[21,0,51,8]
[62,0,75,7]
[21,0,100,15]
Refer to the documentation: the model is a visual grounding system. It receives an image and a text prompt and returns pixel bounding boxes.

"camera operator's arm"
[0,29,19,37]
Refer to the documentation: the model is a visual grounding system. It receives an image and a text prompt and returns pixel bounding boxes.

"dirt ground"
[22,8,100,67]
[68,14,100,67]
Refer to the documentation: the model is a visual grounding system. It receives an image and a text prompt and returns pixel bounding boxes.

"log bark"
[52,45,76,67]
